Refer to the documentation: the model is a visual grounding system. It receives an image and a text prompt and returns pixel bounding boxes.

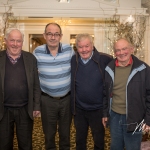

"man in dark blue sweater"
[71,33,113,150]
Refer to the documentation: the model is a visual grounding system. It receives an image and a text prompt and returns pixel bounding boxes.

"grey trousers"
[41,94,72,150]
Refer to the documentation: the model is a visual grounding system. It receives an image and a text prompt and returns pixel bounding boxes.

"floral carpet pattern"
[13,117,111,150]
[14,117,150,150]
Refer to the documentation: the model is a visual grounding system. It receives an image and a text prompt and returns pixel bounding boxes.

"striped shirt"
[33,43,74,97]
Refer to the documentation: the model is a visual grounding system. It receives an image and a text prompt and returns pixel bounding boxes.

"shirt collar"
[46,43,62,54]
[80,51,93,64]
[115,56,133,67]
[6,50,22,64]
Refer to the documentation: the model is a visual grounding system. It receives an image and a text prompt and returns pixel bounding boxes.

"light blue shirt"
[33,43,74,97]
[81,51,93,64]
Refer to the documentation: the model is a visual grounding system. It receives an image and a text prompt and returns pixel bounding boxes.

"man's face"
[77,38,93,60]
[5,30,23,57]
[114,39,134,66]
[43,24,62,49]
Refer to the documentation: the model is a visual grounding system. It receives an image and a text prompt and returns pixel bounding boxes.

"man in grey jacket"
[102,38,150,150]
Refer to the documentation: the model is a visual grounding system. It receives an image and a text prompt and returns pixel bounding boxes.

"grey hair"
[5,28,24,41]
[113,37,134,50]
[75,33,94,48]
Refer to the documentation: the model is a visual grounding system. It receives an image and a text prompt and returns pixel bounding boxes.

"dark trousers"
[0,106,33,150]
[74,107,105,150]
[41,94,72,150]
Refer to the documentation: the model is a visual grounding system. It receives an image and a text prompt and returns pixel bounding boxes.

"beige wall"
[17,15,150,65]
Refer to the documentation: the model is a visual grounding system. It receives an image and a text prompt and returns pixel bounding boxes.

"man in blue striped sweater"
[33,23,74,150]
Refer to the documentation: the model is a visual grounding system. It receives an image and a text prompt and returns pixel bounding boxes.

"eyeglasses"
[114,47,129,53]
[45,32,61,38]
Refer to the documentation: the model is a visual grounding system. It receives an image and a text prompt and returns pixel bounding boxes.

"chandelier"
[57,0,71,3]
[55,19,71,26]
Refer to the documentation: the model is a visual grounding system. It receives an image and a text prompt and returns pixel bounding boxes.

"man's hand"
[33,111,40,117]
[102,117,108,128]
[142,124,150,134]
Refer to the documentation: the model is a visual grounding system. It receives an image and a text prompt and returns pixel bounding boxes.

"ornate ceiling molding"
[0,0,148,18]
[0,0,29,4]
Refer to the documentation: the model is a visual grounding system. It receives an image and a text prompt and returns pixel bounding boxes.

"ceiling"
[0,0,149,25]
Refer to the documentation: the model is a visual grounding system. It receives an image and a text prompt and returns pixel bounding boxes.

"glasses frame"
[45,32,61,38]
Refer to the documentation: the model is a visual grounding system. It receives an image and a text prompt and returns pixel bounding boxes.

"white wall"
[18,23,45,52]
[18,23,95,52]
[18,23,112,54]
[18,19,150,65]
[119,0,141,7]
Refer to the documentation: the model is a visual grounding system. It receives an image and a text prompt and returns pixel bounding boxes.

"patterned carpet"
[13,117,111,150]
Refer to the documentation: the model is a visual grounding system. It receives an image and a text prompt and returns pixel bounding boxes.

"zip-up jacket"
[103,55,150,132]
[71,47,113,115]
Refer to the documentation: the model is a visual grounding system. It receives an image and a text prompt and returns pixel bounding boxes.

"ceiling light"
[58,0,70,3]
[55,19,71,26]
[126,15,135,23]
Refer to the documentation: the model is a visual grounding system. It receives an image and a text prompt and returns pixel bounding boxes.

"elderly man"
[102,38,150,150]
[0,28,41,150]
[71,33,112,150]
[33,23,74,150]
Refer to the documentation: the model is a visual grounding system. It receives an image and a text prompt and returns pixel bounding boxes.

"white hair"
[5,28,24,41]
[75,33,94,48]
